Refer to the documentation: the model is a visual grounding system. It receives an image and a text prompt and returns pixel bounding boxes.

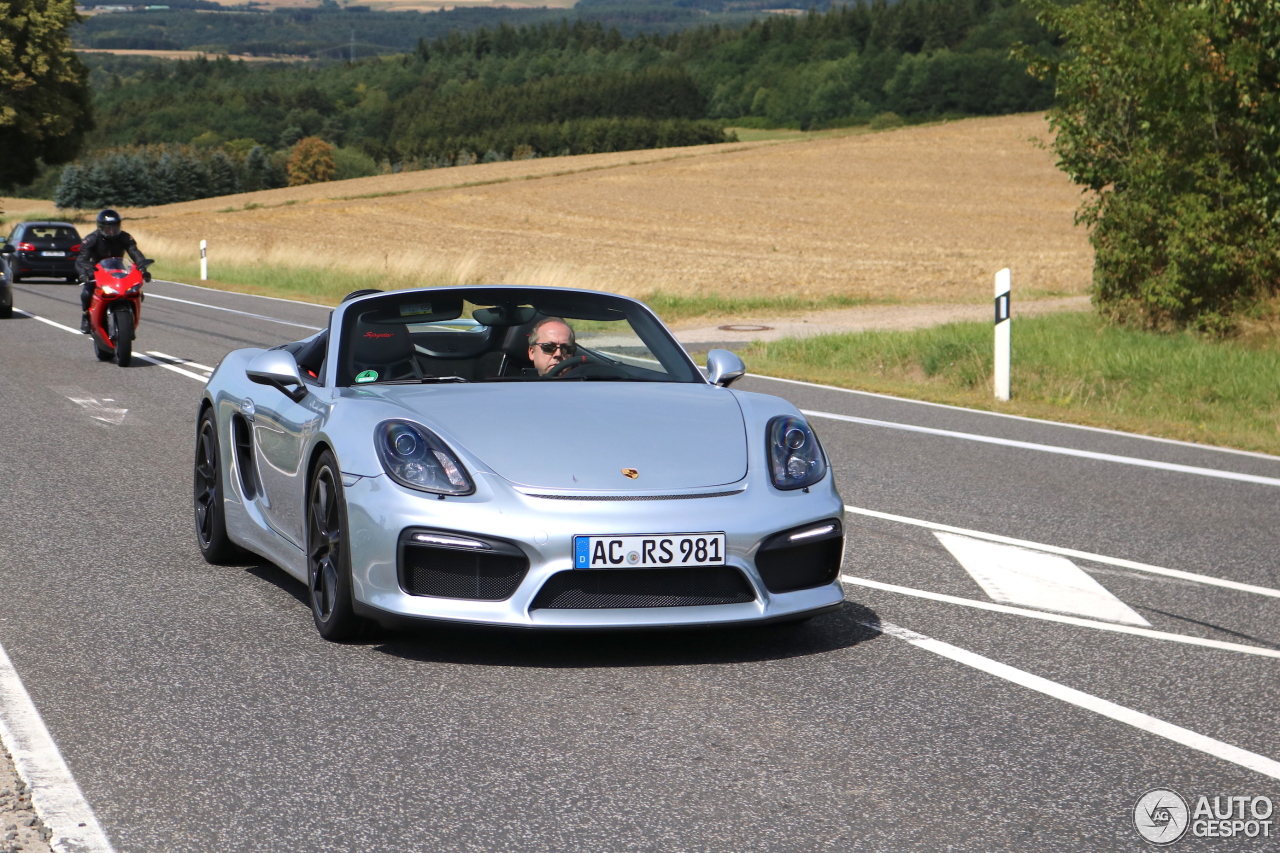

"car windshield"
[334,287,701,386]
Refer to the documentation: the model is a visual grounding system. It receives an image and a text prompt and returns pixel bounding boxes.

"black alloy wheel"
[194,408,247,564]
[307,451,367,641]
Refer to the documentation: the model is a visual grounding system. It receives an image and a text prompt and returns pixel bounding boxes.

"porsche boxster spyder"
[194,286,845,639]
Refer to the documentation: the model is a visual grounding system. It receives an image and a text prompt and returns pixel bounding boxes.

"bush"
[1024,0,1280,331]
[331,146,378,181]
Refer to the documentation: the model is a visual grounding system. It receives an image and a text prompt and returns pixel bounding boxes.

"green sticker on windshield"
[355,370,378,384]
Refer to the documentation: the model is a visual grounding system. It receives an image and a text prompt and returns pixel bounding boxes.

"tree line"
[71,1,1053,172]
[51,138,382,208]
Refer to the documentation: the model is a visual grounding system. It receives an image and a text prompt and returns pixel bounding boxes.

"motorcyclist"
[77,209,149,334]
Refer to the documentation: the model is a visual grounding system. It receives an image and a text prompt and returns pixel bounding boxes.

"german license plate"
[574,533,727,569]
[42,251,65,257]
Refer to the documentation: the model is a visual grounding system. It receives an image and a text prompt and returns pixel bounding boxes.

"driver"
[527,317,576,376]
[76,209,149,334]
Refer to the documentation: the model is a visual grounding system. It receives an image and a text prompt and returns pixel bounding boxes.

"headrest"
[500,315,545,360]
[352,321,414,365]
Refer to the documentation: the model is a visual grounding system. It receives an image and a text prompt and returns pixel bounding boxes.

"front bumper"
[344,472,846,629]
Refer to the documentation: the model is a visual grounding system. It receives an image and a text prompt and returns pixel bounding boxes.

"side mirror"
[705,348,746,387]
[246,350,307,402]
[0,244,13,254]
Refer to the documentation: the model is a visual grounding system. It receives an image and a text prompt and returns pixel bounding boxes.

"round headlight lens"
[767,415,827,490]
[393,431,418,456]
[376,421,474,495]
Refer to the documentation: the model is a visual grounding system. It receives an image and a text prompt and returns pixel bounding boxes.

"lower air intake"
[400,538,528,601]
[530,567,756,610]
[754,519,844,593]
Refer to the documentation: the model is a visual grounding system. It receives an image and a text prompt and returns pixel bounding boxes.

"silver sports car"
[194,286,845,640]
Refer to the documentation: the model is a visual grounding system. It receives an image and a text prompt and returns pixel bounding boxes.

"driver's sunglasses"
[532,342,576,356]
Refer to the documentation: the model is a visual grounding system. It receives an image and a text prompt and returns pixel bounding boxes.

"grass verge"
[741,311,1280,456]
[147,250,897,323]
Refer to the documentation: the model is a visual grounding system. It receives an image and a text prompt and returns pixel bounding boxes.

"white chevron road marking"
[935,532,1151,626]
[52,387,128,426]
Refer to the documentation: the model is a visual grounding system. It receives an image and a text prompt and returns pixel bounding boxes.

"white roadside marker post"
[994,268,1010,401]
[200,239,208,281]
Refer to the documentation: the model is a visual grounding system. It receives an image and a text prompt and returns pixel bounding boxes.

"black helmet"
[97,209,121,237]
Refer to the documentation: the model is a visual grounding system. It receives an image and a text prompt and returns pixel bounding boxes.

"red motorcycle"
[88,257,152,366]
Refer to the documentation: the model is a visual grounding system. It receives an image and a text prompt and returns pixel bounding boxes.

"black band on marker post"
[994,293,1010,324]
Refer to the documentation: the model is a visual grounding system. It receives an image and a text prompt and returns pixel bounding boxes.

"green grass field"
[151,257,896,323]
[741,312,1280,455]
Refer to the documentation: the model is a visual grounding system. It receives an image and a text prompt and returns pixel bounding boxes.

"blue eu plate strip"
[574,536,590,568]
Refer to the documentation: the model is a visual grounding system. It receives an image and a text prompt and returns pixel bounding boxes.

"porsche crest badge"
[621,468,639,479]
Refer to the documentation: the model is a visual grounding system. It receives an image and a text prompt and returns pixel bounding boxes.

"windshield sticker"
[398,302,433,317]
[354,370,378,383]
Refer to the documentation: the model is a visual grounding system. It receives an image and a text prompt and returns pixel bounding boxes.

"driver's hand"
[143,271,152,282]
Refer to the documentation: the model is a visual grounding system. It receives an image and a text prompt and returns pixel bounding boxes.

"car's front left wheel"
[307,450,368,641]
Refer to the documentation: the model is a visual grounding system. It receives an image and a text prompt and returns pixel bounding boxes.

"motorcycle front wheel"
[111,308,133,366]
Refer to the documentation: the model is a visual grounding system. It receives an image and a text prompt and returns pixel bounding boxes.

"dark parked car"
[2,221,83,283]
[0,246,12,318]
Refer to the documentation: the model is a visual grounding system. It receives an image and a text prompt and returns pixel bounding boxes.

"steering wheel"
[543,351,628,379]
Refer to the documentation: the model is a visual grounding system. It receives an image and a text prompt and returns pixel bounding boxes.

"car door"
[252,382,329,548]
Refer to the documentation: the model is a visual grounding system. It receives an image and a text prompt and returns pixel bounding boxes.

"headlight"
[375,420,474,495]
[767,415,827,490]
[101,285,118,296]
[126,284,141,295]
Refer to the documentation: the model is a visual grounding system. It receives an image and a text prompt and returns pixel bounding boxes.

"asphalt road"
[1,278,1278,852]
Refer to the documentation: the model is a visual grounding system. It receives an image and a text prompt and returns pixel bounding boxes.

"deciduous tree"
[0,0,94,190]
[287,137,336,186]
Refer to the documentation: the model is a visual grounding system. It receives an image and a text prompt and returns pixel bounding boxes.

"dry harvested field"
[0,197,61,223]
[182,0,574,9]
[120,113,1091,315]
[74,48,303,62]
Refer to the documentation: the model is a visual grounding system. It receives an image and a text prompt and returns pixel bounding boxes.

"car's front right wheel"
[306,450,368,641]
[194,408,246,564]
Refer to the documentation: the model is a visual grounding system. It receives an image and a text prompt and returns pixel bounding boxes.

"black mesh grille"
[400,544,528,600]
[530,567,756,610]
[755,521,844,593]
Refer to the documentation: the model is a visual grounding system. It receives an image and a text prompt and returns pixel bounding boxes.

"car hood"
[371,382,748,491]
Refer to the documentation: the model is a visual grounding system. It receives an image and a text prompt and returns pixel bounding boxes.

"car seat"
[350,320,421,381]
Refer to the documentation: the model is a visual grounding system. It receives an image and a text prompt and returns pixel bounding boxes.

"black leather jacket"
[76,229,147,281]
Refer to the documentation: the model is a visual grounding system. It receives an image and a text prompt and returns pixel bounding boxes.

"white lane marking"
[145,351,215,372]
[154,278,333,310]
[14,309,79,334]
[842,576,1280,658]
[807,409,1280,487]
[0,643,117,853]
[144,292,323,331]
[868,620,1280,780]
[845,505,1280,599]
[935,532,1151,626]
[751,373,1280,463]
[133,354,209,383]
[16,309,210,383]
[51,387,129,426]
